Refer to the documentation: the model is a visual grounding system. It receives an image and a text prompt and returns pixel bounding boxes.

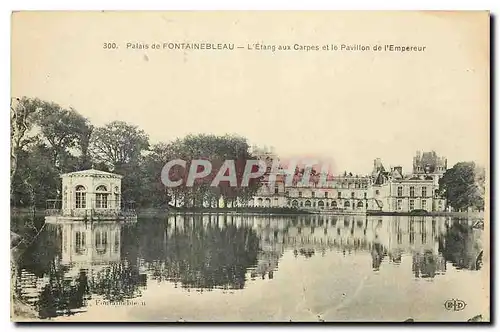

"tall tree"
[11,97,95,207]
[439,162,485,211]
[139,142,175,207]
[10,97,42,195]
[89,121,149,170]
[33,102,92,171]
[89,121,149,204]
[75,123,94,170]
[13,144,60,208]
[161,134,263,208]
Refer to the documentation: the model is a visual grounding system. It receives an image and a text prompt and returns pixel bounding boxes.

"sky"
[11,11,489,174]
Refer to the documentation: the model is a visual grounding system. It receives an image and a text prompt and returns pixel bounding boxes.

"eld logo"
[444,299,467,311]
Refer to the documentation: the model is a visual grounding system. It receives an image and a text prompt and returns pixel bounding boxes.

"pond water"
[11,214,488,322]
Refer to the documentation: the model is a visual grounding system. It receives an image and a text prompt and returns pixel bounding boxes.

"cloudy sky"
[11,11,489,174]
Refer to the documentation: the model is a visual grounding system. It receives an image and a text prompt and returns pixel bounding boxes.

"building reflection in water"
[157,214,482,282]
[13,214,483,319]
[14,220,144,319]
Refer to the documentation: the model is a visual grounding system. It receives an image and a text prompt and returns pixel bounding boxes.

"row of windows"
[286,183,369,189]
[397,186,429,197]
[291,200,368,209]
[255,198,369,209]
[396,199,428,211]
[73,231,120,255]
[75,192,115,208]
[285,191,368,199]
[72,185,119,209]
[278,187,435,198]
[415,166,445,172]
[73,185,117,192]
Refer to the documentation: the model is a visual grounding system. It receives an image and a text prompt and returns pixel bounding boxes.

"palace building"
[249,150,448,213]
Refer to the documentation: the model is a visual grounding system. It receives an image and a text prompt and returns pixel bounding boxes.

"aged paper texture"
[11,11,489,322]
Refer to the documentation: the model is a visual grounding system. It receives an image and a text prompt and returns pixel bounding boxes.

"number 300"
[103,42,117,49]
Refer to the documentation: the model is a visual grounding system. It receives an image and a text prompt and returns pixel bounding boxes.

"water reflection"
[14,221,145,318]
[12,214,484,319]
[145,215,261,290]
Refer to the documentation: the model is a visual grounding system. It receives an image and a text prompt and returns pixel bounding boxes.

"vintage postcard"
[10,11,490,322]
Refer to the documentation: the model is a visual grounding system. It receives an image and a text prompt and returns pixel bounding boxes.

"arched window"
[257,198,263,207]
[265,198,271,207]
[318,201,325,209]
[305,200,312,207]
[344,201,350,208]
[409,186,415,197]
[291,200,298,207]
[75,185,86,208]
[332,201,338,208]
[357,201,364,208]
[95,185,109,209]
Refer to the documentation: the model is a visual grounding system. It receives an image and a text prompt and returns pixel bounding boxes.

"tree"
[139,142,175,207]
[10,97,42,195]
[439,162,485,211]
[160,134,264,208]
[11,97,94,207]
[89,121,149,170]
[75,123,94,170]
[11,143,60,208]
[89,121,149,204]
[33,101,92,171]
